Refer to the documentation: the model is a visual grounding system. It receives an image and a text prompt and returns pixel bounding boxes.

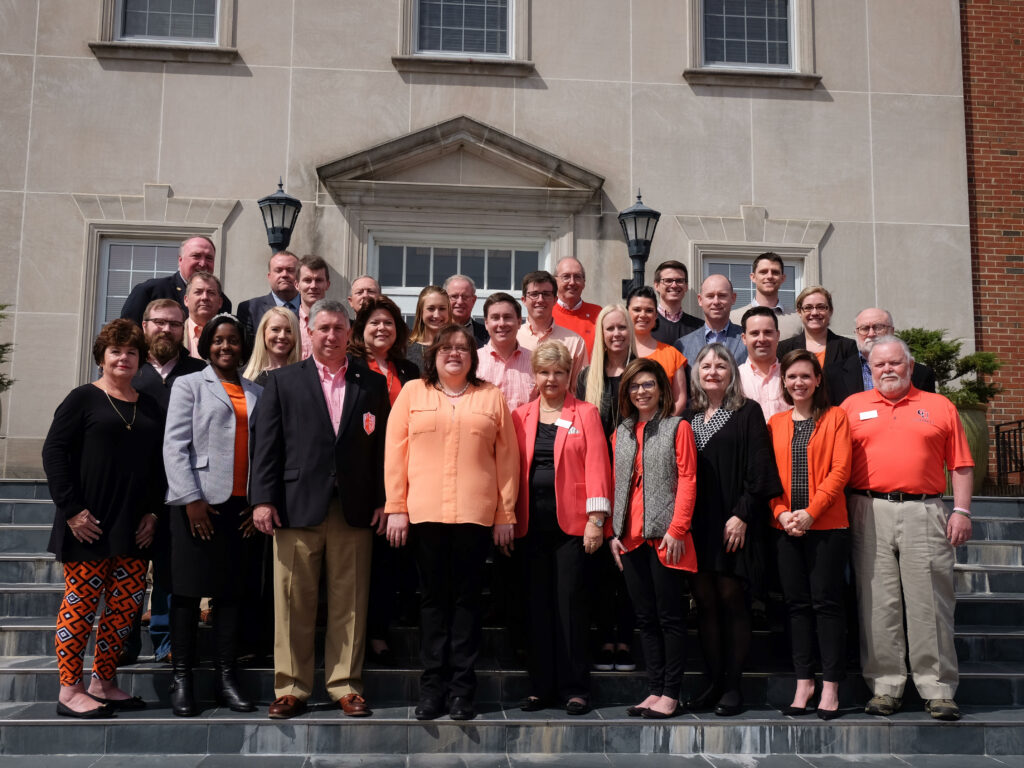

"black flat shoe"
[625,705,649,717]
[565,699,590,716]
[816,707,841,721]
[56,701,114,719]
[684,685,723,711]
[87,694,146,711]
[714,690,744,717]
[415,697,444,721]
[519,696,548,712]
[641,706,680,719]
[782,705,813,716]
[449,696,476,721]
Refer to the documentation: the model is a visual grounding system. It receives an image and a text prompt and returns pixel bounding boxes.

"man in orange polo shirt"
[551,257,601,355]
[842,337,973,721]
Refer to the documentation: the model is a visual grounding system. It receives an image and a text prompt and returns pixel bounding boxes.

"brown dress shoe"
[338,693,372,717]
[268,695,307,719]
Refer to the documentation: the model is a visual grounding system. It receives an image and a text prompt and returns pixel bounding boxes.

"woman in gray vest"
[608,358,698,719]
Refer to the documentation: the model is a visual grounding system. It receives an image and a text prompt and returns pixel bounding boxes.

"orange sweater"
[766,406,851,530]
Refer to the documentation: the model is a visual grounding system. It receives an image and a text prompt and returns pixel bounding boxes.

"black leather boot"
[169,596,198,717]
[213,601,255,712]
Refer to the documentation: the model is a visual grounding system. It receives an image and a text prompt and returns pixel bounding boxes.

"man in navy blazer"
[236,251,300,338]
[121,236,232,325]
[675,274,748,366]
[250,298,389,720]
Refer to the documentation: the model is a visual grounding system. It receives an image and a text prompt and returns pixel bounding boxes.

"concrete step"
[971,517,1024,542]
[0,526,52,555]
[955,593,1024,626]
[0,700,1021,758]
[0,585,65,618]
[969,497,1024,518]
[0,501,55,525]
[0,554,62,585]
[0,481,50,500]
[956,626,1024,663]
[956,564,1024,593]
[957,541,1024,566]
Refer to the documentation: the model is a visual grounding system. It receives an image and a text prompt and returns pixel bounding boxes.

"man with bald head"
[551,257,601,354]
[842,336,973,721]
[675,273,747,365]
[348,275,381,315]
[121,235,232,325]
[443,275,489,346]
[828,307,936,403]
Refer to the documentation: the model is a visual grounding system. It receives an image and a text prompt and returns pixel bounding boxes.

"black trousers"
[775,528,849,682]
[589,544,636,645]
[412,522,492,701]
[520,528,590,701]
[620,543,688,699]
[367,530,417,640]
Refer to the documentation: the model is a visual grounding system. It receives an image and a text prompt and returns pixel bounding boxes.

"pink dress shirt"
[299,305,313,359]
[738,360,788,420]
[314,356,348,435]
[476,342,537,412]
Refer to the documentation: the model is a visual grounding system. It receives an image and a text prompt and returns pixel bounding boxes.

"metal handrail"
[995,419,1024,488]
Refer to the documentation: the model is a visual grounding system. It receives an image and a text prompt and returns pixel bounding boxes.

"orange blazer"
[767,406,852,530]
[511,393,613,538]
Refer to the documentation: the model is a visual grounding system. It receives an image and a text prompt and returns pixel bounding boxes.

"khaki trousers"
[272,498,373,701]
[849,494,958,699]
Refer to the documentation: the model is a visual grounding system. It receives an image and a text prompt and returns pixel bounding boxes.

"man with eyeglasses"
[651,260,703,345]
[827,307,936,404]
[443,274,489,347]
[729,252,802,338]
[121,299,206,666]
[551,257,601,354]
[516,270,588,383]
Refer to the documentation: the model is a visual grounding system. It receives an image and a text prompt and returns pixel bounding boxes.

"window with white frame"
[375,241,541,321]
[703,256,802,312]
[702,0,790,68]
[118,0,218,44]
[96,239,180,336]
[416,0,511,57]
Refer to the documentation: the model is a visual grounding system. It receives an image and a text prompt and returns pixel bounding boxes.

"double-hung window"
[702,0,791,69]
[417,0,510,57]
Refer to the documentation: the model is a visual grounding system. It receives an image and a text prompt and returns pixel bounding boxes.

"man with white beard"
[842,337,973,721]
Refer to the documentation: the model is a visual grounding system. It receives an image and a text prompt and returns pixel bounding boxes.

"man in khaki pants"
[250,299,389,719]
[842,337,973,721]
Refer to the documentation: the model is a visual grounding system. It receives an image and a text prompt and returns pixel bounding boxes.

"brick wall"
[960,0,1024,482]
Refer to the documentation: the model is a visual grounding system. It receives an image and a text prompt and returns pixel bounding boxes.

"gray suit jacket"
[163,366,262,506]
[675,322,748,366]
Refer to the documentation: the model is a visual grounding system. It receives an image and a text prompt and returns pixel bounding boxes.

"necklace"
[104,389,137,431]
[437,381,470,398]
[540,402,564,413]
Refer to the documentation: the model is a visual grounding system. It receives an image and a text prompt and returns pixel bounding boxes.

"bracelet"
[952,507,971,518]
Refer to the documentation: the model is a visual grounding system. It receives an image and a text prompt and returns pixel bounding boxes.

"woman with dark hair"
[384,325,519,722]
[42,319,162,717]
[684,343,782,716]
[243,306,301,386]
[776,286,857,402]
[405,285,450,371]
[349,295,420,665]
[768,350,852,720]
[163,313,261,716]
[626,286,687,414]
[609,358,698,719]
[511,341,612,715]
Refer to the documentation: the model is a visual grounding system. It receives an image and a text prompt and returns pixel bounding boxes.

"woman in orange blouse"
[385,325,519,722]
[627,286,687,414]
[609,358,697,719]
[163,314,262,717]
[767,349,852,720]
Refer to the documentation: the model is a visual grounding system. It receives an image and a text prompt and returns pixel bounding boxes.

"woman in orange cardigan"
[767,349,852,720]
[511,341,612,716]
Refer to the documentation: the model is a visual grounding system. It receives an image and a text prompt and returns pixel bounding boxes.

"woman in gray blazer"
[163,313,262,717]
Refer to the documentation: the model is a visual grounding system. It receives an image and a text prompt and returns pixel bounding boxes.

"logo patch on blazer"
[363,412,376,435]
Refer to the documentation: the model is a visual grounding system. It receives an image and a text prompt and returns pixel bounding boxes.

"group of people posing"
[42,239,974,726]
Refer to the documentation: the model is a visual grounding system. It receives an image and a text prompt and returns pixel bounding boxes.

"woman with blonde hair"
[242,307,301,385]
[405,285,450,371]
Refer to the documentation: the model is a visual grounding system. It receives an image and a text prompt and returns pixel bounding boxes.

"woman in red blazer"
[511,340,613,716]
[767,349,852,720]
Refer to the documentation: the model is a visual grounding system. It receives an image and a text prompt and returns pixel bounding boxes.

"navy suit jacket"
[236,292,299,339]
[249,356,389,529]
[120,272,232,326]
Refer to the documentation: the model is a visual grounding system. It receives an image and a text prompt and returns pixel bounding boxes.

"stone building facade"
[0,0,977,476]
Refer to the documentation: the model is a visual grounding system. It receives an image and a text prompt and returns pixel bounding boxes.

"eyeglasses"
[523,290,555,300]
[628,380,657,393]
[799,304,830,313]
[657,278,687,286]
[447,294,475,301]
[855,323,893,335]
[144,318,185,329]
[438,345,472,356]
[557,273,584,283]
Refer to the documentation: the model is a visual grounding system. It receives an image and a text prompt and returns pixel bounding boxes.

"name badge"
[555,418,573,430]
[859,410,878,420]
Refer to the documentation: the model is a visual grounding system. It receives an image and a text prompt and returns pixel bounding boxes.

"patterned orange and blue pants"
[55,556,147,686]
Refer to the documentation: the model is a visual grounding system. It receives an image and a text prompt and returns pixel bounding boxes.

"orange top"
[384,379,519,526]
[369,358,403,406]
[221,381,249,497]
[814,349,826,369]
[553,300,602,355]
[613,420,698,572]
[767,406,852,530]
[646,342,687,382]
[841,386,973,495]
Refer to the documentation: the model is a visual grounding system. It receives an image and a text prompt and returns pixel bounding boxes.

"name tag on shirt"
[859,410,878,420]
[555,418,573,430]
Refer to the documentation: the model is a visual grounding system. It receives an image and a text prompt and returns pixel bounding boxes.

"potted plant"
[897,327,1001,493]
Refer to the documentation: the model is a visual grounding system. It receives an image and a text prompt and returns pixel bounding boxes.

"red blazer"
[512,393,612,538]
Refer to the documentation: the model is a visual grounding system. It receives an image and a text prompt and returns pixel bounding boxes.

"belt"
[850,489,941,503]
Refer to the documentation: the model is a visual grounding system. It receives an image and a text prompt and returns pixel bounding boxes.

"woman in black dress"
[163,314,261,716]
[684,343,782,716]
[42,319,163,718]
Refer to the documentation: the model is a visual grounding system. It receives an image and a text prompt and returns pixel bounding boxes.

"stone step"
[970,497,1024,519]
[955,593,1024,626]
[0,501,55,526]
[956,626,1024,663]
[0,481,50,500]
[0,585,65,618]
[956,564,1024,593]
[0,554,61,585]
[957,541,1024,566]
[971,517,1024,541]
[0,526,51,555]
[0,700,1021,758]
